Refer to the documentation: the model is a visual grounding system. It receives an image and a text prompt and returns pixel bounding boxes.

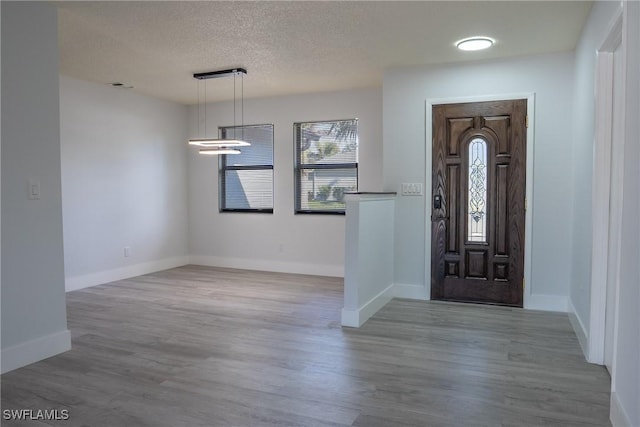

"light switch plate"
[28,179,40,200]
[401,183,423,196]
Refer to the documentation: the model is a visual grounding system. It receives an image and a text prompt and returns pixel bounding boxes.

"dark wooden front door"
[431,99,527,307]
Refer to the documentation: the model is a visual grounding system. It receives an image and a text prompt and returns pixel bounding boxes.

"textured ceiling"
[56,1,593,105]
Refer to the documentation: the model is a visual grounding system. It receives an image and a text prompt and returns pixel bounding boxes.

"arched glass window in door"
[468,138,487,242]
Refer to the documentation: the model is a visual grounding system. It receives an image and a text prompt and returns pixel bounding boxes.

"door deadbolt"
[434,195,442,209]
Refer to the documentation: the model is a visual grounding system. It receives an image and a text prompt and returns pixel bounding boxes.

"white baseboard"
[610,391,633,427]
[393,285,572,314]
[524,293,568,312]
[1,329,71,374]
[394,283,429,300]
[567,299,589,359]
[190,255,344,278]
[341,283,394,327]
[65,256,189,292]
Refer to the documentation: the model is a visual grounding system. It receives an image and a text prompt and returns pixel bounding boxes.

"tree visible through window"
[294,119,358,214]
[219,124,273,212]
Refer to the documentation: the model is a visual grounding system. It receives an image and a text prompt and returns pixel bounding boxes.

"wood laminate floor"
[1,265,611,426]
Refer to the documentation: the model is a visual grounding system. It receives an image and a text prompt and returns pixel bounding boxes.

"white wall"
[1,2,70,373]
[383,52,575,309]
[342,194,395,327]
[188,89,382,276]
[1,0,3,366]
[60,76,189,291]
[569,0,621,345]
[611,2,640,425]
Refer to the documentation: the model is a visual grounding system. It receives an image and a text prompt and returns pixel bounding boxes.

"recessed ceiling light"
[456,37,494,51]
[109,82,134,89]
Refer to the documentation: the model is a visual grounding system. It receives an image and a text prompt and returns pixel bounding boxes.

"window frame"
[219,123,274,214]
[294,119,359,215]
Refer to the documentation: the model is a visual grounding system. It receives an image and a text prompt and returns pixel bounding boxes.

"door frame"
[425,93,536,308]
[588,9,624,368]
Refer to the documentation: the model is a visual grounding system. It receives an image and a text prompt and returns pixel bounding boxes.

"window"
[467,137,488,242]
[294,119,358,214]
[219,124,273,213]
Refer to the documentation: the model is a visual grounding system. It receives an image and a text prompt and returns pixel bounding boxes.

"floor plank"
[1,265,611,426]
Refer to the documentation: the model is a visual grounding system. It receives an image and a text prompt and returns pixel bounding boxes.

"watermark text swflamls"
[2,409,70,421]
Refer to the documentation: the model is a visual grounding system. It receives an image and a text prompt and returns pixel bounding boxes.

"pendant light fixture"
[188,67,249,155]
[199,148,242,155]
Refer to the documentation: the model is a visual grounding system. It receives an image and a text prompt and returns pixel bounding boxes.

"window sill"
[220,209,274,214]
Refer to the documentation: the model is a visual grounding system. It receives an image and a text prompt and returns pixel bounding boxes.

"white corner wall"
[1,2,70,373]
[383,52,575,311]
[188,89,382,276]
[60,76,189,291]
[342,193,395,327]
[568,0,621,348]
[611,2,640,425]
[1,0,3,364]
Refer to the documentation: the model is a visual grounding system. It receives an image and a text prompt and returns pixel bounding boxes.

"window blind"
[220,124,274,212]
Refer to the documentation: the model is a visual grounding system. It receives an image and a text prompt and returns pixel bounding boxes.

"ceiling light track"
[193,68,247,80]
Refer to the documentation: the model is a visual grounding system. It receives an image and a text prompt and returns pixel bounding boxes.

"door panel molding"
[425,93,535,307]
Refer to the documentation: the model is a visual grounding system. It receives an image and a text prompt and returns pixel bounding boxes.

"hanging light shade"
[188,67,249,155]
[188,139,250,147]
[199,148,242,155]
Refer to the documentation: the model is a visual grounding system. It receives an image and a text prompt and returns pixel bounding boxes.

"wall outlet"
[401,183,423,196]
[28,178,40,200]
[124,246,131,258]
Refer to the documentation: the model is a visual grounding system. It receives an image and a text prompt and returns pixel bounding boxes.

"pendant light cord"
[192,68,246,142]
[204,79,207,137]
[241,72,244,141]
